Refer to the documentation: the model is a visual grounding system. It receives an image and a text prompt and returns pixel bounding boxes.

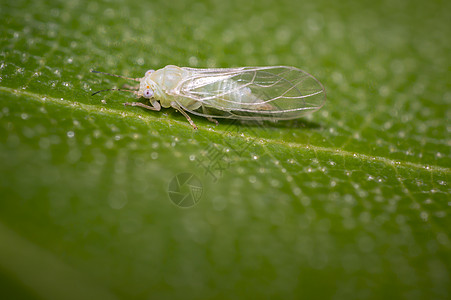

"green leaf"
[1,0,450,299]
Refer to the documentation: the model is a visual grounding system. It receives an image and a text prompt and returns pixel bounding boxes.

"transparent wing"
[174,66,326,120]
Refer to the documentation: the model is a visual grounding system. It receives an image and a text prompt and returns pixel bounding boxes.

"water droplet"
[92,130,101,138]
[435,211,446,218]
[67,131,75,138]
[151,152,158,159]
[102,140,112,149]
[301,197,311,206]
[420,211,428,221]
[189,56,198,66]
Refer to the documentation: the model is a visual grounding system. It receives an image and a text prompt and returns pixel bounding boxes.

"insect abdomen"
[205,79,261,110]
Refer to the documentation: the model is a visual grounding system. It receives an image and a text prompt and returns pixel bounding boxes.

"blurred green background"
[0,0,450,299]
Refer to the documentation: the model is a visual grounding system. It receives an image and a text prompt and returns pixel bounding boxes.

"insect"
[91,65,326,129]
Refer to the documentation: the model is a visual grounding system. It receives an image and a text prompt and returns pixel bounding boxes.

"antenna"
[91,88,137,96]
[91,70,140,82]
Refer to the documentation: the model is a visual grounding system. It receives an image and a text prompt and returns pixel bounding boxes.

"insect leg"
[170,101,198,130]
[202,106,219,125]
[206,117,219,125]
[124,102,161,111]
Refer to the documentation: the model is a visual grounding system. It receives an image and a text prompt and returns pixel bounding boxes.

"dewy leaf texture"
[0,0,450,299]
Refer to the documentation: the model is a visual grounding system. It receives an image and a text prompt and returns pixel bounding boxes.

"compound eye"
[143,89,154,98]
[145,69,155,76]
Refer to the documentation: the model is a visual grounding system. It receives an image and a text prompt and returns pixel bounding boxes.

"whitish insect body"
[92,65,326,129]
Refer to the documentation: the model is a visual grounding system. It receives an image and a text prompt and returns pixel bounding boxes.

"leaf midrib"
[1,86,448,174]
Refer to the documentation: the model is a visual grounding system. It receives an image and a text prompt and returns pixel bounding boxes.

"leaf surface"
[1,0,450,299]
